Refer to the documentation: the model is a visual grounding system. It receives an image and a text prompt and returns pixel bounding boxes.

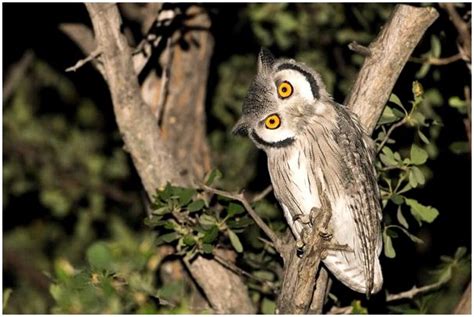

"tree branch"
[386,280,445,302]
[308,4,438,313]
[345,4,439,133]
[83,3,255,313]
[202,184,283,252]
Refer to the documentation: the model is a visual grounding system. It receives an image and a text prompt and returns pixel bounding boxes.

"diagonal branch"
[345,5,439,134]
[202,184,283,253]
[386,280,446,302]
[307,4,439,313]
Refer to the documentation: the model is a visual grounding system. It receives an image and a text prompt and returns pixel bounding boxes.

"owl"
[233,49,383,295]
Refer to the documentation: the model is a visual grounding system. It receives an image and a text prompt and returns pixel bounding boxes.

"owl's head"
[233,48,333,149]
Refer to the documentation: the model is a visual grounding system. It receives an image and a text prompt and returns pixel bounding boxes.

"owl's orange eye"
[265,114,281,129]
[277,81,293,99]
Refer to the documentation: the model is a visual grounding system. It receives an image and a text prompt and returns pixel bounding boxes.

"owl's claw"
[296,226,312,257]
[293,213,312,225]
[319,229,333,241]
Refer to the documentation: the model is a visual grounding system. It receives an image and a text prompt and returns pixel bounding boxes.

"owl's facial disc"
[250,113,296,149]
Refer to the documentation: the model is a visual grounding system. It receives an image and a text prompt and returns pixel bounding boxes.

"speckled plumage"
[233,49,383,295]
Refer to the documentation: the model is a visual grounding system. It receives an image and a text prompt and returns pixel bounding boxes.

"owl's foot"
[318,229,333,241]
[296,226,312,257]
[292,213,312,225]
[321,243,352,259]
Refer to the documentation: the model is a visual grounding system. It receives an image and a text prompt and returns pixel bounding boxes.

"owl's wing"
[320,106,383,295]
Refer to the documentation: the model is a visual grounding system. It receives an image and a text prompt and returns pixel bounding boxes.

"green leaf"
[228,230,243,253]
[380,147,399,166]
[389,94,404,109]
[449,96,467,114]
[227,202,245,217]
[405,198,439,223]
[183,235,196,246]
[205,168,222,186]
[410,144,428,165]
[202,225,219,244]
[416,61,431,79]
[261,298,276,314]
[199,214,217,229]
[158,232,180,244]
[158,183,174,201]
[351,300,368,314]
[431,35,441,58]
[396,206,409,229]
[201,244,214,254]
[3,288,12,310]
[152,206,171,216]
[455,246,467,260]
[378,106,399,125]
[187,199,205,212]
[176,188,196,206]
[450,141,469,154]
[418,130,430,144]
[408,169,418,188]
[390,194,404,205]
[383,231,396,258]
[86,242,113,270]
[411,166,425,186]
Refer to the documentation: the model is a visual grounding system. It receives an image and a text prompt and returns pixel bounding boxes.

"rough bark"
[345,4,440,133]
[276,4,439,313]
[81,3,255,313]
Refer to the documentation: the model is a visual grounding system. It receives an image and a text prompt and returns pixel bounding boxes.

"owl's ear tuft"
[258,47,275,73]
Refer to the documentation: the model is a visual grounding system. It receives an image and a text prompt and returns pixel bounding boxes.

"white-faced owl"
[233,49,383,295]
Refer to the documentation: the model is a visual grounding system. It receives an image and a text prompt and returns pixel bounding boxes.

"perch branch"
[277,188,335,314]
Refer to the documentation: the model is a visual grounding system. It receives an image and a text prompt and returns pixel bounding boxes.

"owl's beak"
[232,118,250,137]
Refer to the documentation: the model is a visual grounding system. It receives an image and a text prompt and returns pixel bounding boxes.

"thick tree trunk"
[78,4,255,313]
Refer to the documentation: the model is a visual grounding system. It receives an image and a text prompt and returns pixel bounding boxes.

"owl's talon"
[319,229,333,241]
[293,214,311,225]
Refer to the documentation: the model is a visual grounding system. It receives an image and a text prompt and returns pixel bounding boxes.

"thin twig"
[213,253,277,291]
[410,53,463,65]
[65,48,101,72]
[348,41,371,57]
[377,118,407,153]
[250,185,273,203]
[386,280,445,302]
[3,50,34,102]
[201,184,282,252]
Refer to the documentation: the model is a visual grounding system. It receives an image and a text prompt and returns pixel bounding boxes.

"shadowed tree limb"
[81,3,256,313]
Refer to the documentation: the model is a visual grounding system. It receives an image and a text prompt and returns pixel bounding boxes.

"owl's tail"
[321,198,384,295]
